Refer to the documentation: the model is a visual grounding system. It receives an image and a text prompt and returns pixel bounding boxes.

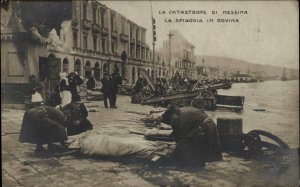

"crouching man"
[19,106,68,152]
[164,106,222,164]
[62,102,93,136]
[19,103,93,152]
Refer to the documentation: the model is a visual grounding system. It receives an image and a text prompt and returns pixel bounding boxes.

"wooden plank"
[138,68,156,92]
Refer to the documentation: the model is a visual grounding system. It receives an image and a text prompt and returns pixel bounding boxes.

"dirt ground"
[2,95,299,186]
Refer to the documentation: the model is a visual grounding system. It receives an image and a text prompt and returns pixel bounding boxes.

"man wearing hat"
[101,73,113,108]
[111,71,122,108]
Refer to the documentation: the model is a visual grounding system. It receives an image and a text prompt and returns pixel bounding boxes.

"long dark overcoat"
[19,107,67,144]
[170,107,222,163]
[62,102,93,136]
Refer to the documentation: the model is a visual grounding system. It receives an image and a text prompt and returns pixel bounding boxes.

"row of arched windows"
[61,58,102,81]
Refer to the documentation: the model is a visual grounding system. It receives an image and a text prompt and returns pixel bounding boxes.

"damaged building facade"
[158,30,197,79]
[1,0,165,104]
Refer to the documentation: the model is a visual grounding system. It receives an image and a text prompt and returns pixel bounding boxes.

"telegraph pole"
[168,31,174,67]
[151,1,156,82]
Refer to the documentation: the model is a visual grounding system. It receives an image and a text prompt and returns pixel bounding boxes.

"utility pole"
[152,37,156,82]
[150,1,156,82]
[168,31,174,68]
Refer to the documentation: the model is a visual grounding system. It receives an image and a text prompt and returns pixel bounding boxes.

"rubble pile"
[131,68,236,110]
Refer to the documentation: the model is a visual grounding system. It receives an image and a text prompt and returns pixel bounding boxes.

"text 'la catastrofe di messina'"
[159,10,248,23]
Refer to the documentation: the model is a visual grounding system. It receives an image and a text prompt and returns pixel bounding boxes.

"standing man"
[59,72,72,108]
[68,72,81,102]
[101,74,112,108]
[86,74,96,94]
[111,71,122,109]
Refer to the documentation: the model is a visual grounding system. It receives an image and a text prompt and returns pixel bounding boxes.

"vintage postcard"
[1,0,299,186]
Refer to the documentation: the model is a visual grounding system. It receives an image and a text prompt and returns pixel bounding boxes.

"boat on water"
[281,67,287,81]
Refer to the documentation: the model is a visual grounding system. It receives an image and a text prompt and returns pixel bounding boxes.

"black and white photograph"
[1,0,299,186]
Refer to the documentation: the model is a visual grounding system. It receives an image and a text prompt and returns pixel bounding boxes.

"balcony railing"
[101,26,108,36]
[111,30,118,38]
[72,18,79,26]
[92,23,101,33]
[120,33,129,42]
[82,19,92,30]
[130,38,135,44]
[72,47,82,53]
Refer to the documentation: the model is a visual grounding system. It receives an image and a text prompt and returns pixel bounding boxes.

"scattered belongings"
[140,82,231,106]
[150,109,165,114]
[85,105,100,108]
[1,131,20,136]
[125,111,149,115]
[86,93,103,101]
[215,117,290,158]
[88,109,99,112]
[128,130,145,136]
[130,68,244,112]
[144,129,173,141]
[157,123,172,130]
[137,107,292,164]
[253,109,266,111]
[215,95,245,110]
[119,84,134,96]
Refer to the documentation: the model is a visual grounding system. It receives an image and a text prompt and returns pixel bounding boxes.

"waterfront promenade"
[2,94,299,186]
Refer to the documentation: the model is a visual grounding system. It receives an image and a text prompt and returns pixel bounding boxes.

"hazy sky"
[103,1,299,69]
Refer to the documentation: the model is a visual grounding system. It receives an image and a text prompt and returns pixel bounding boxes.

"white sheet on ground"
[78,131,155,157]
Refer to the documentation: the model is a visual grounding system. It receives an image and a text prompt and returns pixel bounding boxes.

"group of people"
[56,71,84,108]
[20,72,93,152]
[19,101,93,152]
[101,71,122,109]
[20,70,123,153]
[22,71,223,165]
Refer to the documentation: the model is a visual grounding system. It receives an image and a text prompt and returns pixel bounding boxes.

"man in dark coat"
[86,76,96,92]
[62,102,93,136]
[101,74,113,108]
[110,72,122,108]
[163,106,222,164]
[68,72,81,102]
[19,106,68,152]
[28,75,42,95]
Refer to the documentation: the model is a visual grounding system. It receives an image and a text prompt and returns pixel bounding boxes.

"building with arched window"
[85,61,92,78]
[74,59,81,75]
[94,62,101,81]
[62,58,69,73]
[1,0,162,104]
[158,30,196,79]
